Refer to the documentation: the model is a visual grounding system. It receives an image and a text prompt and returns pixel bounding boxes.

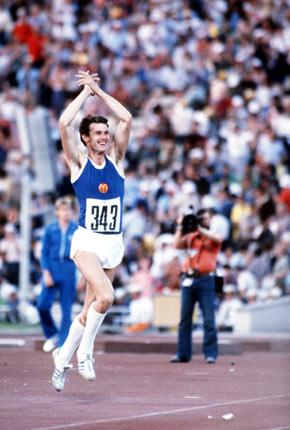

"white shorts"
[70,227,124,269]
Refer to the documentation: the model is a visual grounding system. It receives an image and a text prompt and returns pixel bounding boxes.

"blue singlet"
[71,156,125,234]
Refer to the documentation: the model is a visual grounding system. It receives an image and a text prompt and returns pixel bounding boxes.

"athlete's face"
[86,122,110,153]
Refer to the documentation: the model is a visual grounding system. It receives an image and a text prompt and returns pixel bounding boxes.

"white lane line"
[0,338,26,347]
[184,396,202,399]
[32,394,288,430]
[267,427,290,430]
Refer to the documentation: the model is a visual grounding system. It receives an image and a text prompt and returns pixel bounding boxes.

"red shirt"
[181,232,221,274]
[278,188,290,213]
[13,22,34,44]
[27,33,46,61]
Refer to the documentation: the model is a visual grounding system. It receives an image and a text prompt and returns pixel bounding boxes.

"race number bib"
[85,197,121,233]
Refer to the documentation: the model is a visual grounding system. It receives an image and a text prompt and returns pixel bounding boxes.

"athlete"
[52,70,132,391]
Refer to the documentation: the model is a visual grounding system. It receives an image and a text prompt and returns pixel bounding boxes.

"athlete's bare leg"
[73,250,116,314]
[72,250,118,376]
[78,267,115,326]
[78,283,93,325]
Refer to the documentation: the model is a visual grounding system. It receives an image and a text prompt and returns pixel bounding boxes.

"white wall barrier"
[234,296,290,334]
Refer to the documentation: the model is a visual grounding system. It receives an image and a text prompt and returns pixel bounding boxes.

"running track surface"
[0,348,289,430]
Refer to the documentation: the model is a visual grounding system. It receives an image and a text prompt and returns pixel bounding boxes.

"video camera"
[181,206,203,235]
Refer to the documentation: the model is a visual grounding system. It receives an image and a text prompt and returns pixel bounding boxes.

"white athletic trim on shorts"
[70,226,124,269]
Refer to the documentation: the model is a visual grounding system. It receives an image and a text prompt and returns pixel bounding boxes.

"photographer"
[170,208,223,364]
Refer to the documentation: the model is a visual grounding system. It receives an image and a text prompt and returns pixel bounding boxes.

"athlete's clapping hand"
[76,70,100,95]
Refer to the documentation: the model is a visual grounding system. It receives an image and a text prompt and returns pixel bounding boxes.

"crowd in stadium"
[0,0,289,330]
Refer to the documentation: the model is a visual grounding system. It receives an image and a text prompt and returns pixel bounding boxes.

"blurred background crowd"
[0,0,289,331]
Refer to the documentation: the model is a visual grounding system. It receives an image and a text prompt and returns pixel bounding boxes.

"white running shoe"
[78,356,96,381]
[43,336,58,353]
[52,367,68,392]
[51,349,72,392]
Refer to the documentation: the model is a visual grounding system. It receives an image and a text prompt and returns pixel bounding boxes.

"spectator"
[236,261,259,303]
[270,241,289,294]
[125,283,153,334]
[130,256,154,298]
[217,284,243,332]
[170,208,224,364]
[36,197,77,352]
[0,223,21,287]
[123,198,150,241]
[0,271,18,322]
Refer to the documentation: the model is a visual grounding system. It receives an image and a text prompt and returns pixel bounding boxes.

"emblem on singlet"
[98,183,109,193]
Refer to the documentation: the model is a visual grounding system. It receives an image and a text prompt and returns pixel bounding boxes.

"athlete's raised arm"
[59,77,98,170]
[75,71,132,163]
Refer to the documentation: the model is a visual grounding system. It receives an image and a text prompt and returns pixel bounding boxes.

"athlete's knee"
[97,292,114,312]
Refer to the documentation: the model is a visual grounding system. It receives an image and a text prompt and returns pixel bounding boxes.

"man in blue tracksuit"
[37,197,78,352]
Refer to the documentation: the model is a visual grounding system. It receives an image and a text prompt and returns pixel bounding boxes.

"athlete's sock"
[56,315,85,369]
[77,306,106,362]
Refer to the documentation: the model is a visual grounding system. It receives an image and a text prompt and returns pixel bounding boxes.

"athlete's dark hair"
[79,115,109,145]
